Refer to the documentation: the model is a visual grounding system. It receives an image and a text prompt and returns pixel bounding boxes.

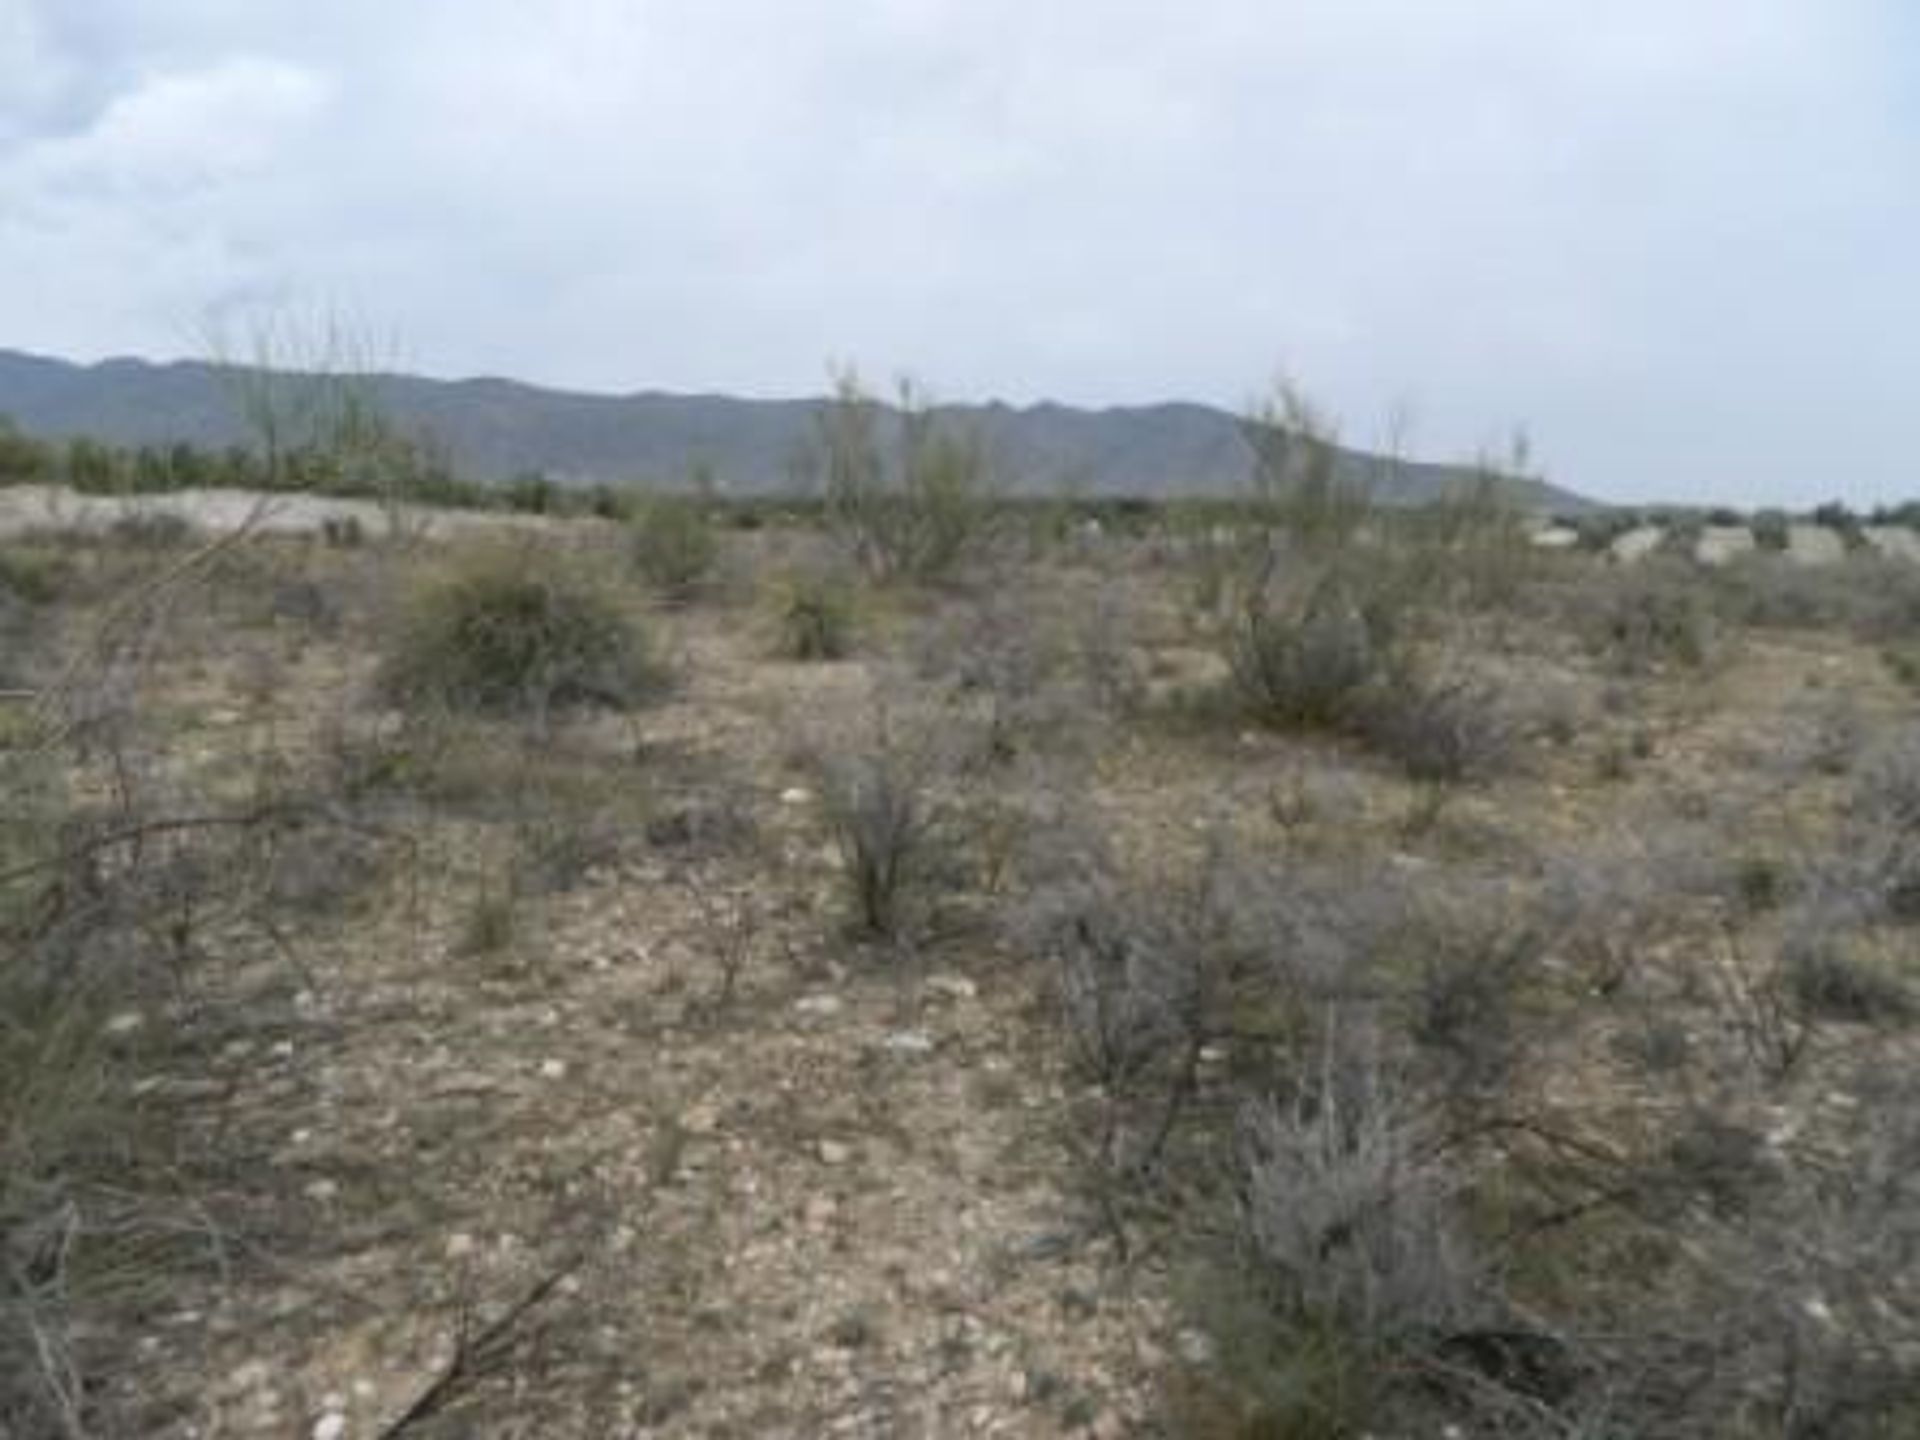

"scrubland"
[5,418,1920,1438]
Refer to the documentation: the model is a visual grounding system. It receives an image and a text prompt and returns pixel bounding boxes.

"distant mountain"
[0,348,1591,510]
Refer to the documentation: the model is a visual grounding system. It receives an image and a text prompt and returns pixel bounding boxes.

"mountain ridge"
[0,348,1591,510]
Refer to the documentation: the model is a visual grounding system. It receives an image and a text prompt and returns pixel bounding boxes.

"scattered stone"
[105,1010,145,1036]
[1530,525,1580,550]
[303,1178,339,1203]
[882,1030,936,1055]
[680,1103,720,1136]
[538,1058,568,1080]
[312,1412,347,1440]
[779,787,813,805]
[803,1195,839,1229]
[925,974,978,1002]
[818,1139,854,1166]
[795,994,844,1018]
[445,1232,476,1260]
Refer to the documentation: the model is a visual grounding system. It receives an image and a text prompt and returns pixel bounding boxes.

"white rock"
[780,787,813,805]
[445,1232,476,1259]
[1785,523,1847,566]
[818,1139,853,1166]
[794,994,844,1017]
[1864,526,1920,562]
[924,974,977,1001]
[882,1030,936,1055]
[1610,525,1665,564]
[303,1178,339,1203]
[1695,525,1755,567]
[538,1058,567,1080]
[312,1412,347,1440]
[105,1011,145,1036]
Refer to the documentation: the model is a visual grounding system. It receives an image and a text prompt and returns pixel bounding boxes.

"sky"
[2,1,1917,505]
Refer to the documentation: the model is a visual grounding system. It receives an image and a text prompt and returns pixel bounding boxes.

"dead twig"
[373,1257,578,1438]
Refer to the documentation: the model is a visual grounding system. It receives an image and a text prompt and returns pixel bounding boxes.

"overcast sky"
[3,1,1917,504]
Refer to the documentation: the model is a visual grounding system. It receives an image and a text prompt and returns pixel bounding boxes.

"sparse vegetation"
[5,382,1920,1437]
[629,495,718,601]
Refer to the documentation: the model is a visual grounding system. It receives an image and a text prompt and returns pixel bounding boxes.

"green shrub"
[774,568,858,660]
[805,369,995,584]
[378,547,661,719]
[503,471,559,514]
[629,497,717,601]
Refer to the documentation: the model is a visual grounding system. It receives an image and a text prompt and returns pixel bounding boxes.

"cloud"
[0,0,1914,502]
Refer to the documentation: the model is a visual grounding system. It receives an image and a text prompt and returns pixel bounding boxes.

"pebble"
[445,1232,476,1259]
[882,1030,936,1055]
[925,974,978,1002]
[780,787,813,805]
[538,1058,568,1080]
[105,1010,145,1036]
[818,1139,854,1166]
[312,1413,347,1440]
[1175,1328,1216,1366]
[795,994,844,1017]
[303,1178,339,1203]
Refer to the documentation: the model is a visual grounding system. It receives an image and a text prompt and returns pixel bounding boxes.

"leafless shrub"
[1236,1041,1482,1343]
[809,707,959,940]
[1363,668,1519,785]
[1572,558,1717,673]
[1389,887,1550,1103]
[1229,562,1412,732]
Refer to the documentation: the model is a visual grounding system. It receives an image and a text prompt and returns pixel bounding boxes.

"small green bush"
[775,569,858,660]
[806,370,996,584]
[630,497,718,601]
[378,547,661,719]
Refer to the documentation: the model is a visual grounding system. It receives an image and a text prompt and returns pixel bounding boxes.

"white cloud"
[0,0,1914,502]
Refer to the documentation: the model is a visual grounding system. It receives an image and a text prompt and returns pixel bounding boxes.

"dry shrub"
[1229,563,1411,733]
[1573,557,1717,672]
[809,707,960,940]
[1362,669,1518,785]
